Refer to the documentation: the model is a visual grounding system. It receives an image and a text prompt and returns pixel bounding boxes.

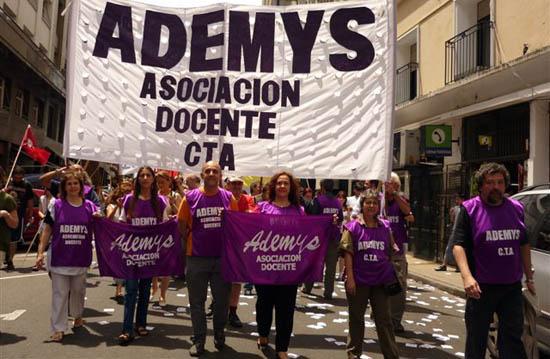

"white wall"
[528,100,550,186]
[1,0,60,62]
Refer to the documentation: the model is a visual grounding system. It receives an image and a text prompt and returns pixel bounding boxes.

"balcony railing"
[445,20,493,85]
[395,62,418,105]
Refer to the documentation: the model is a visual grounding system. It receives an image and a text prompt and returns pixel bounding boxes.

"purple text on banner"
[222,211,333,285]
[94,217,184,279]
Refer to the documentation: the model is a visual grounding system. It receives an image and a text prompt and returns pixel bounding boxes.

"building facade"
[394,0,550,260]
[0,0,68,171]
[267,0,550,260]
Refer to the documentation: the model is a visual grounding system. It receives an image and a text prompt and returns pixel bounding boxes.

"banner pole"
[21,222,43,265]
[4,125,30,191]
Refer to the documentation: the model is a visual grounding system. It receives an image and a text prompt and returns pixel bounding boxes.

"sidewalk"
[406,254,465,297]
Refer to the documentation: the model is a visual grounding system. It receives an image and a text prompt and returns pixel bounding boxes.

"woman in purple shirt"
[339,189,399,359]
[254,171,305,359]
[36,170,97,342]
[117,167,169,345]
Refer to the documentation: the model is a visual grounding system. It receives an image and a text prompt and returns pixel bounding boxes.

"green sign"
[424,125,452,156]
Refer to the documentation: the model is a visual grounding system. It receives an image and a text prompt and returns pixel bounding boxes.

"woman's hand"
[35,253,45,270]
[332,213,339,225]
[345,277,356,296]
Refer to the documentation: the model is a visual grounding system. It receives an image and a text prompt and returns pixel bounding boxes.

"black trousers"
[255,284,298,352]
[465,282,526,359]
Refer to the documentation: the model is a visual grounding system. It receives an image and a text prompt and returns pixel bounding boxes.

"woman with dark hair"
[340,189,399,359]
[117,166,169,345]
[35,170,98,342]
[254,171,304,359]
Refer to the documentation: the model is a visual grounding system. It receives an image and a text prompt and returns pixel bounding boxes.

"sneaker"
[228,312,243,328]
[3,262,15,271]
[214,331,225,350]
[323,294,333,300]
[434,265,447,272]
[189,341,205,357]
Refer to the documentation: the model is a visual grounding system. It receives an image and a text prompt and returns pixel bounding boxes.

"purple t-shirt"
[123,194,167,226]
[316,194,342,241]
[385,200,408,255]
[463,196,525,284]
[345,219,395,286]
[51,199,96,267]
[256,201,305,216]
[186,188,233,257]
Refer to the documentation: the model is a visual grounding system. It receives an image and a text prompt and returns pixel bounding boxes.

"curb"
[408,271,465,298]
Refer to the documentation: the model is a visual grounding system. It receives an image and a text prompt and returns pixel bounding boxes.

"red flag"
[21,126,50,165]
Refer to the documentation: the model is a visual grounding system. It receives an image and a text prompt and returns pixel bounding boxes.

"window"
[14,89,24,117]
[0,77,11,110]
[32,98,45,127]
[46,104,57,139]
[57,111,65,142]
[42,0,52,27]
[518,193,550,253]
[22,90,30,119]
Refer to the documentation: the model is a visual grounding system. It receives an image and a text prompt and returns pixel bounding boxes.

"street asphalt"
[1,253,471,359]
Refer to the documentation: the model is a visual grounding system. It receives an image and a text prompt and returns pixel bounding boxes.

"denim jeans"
[123,278,152,334]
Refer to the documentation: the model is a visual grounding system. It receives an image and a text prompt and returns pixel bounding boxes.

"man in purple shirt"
[384,172,413,334]
[453,163,535,359]
[302,179,343,299]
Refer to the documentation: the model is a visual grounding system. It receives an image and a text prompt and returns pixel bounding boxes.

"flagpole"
[3,125,30,191]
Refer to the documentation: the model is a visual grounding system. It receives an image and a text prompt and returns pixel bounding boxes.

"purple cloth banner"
[94,218,184,279]
[222,211,333,285]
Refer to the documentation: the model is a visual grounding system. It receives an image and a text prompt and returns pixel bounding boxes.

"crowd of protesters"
[0,161,536,359]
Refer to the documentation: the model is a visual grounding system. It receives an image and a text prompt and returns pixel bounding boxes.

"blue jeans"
[123,279,152,334]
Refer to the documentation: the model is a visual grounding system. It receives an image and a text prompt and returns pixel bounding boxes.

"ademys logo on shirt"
[485,229,521,241]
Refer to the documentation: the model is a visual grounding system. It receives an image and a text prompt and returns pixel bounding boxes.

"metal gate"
[407,166,444,260]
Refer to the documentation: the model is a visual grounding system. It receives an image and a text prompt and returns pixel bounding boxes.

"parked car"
[512,188,550,353]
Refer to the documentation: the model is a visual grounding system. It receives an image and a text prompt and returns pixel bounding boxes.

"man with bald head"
[178,161,238,356]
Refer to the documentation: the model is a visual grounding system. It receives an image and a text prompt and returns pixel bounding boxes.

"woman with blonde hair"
[36,170,98,342]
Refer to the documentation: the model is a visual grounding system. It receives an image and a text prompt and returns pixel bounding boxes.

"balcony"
[395,62,418,105]
[445,20,493,85]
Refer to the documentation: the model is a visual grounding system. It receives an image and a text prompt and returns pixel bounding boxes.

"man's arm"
[394,194,411,217]
[452,206,481,299]
[0,209,18,229]
[176,197,190,239]
[520,244,536,294]
[39,167,65,183]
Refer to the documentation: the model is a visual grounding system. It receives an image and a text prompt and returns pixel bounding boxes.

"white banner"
[64,0,395,180]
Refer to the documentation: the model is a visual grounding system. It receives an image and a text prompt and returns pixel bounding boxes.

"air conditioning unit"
[398,129,420,167]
